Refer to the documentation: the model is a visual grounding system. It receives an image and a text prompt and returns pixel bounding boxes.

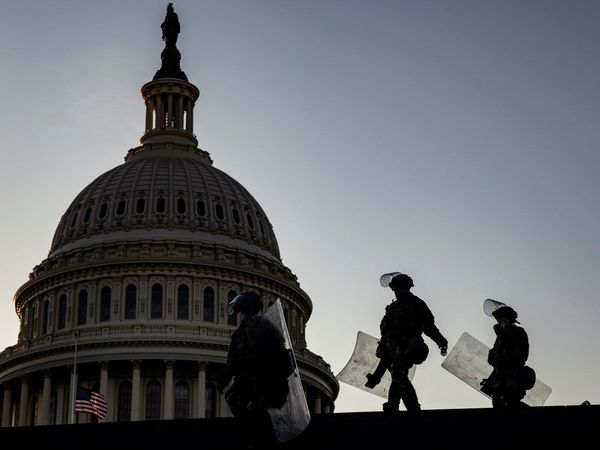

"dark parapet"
[1,405,599,449]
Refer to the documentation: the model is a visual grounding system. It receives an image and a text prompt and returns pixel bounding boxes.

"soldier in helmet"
[481,303,532,408]
[218,291,293,448]
[366,273,448,412]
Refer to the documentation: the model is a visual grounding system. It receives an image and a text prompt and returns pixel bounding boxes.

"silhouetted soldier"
[367,273,448,411]
[218,292,293,448]
[481,301,534,408]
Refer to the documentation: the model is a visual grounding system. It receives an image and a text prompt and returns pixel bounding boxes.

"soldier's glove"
[438,338,448,357]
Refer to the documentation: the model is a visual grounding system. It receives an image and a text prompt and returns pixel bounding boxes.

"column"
[69,368,77,424]
[156,95,163,129]
[163,360,174,420]
[1,385,12,427]
[195,363,206,419]
[39,370,52,425]
[145,100,153,131]
[188,103,194,133]
[323,397,331,414]
[167,94,173,127]
[177,95,184,129]
[131,360,141,421]
[219,392,230,418]
[18,377,29,426]
[313,390,322,415]
[55,385,64,425]
[99,362,109,423]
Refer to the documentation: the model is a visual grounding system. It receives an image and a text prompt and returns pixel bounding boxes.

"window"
[58,295,67,330]
[215,204,224,220]
[98,203,108,219]
[125,284,137,320]
[247,213,254,230]
[156,197,166,213]
[31,303,38,337]
[70,211,79,227]
[205,383,216,418]
[151,284,163,319]
[176,198,186,214]
[83,207,92,223]
[116,199,126,215]
[232,208,240,224]
[118,381,132,422]
[30,395,38,426]
[42,300,49,335]
[136,198,146,214]
[203,287,215,322]
[196,200,206,216]
[177,285,189,320]
[145,380,162,420]
[227,290,238,326]
[77,290,88,326]
[174,382,190,419]
[100,287,111,322]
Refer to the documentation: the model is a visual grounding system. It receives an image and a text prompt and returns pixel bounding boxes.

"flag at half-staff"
[74,386,108,420]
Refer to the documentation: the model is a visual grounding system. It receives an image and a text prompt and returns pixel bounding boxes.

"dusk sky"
[1,0,599,412]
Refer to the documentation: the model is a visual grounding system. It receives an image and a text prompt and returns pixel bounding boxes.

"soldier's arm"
[420,302,448,351]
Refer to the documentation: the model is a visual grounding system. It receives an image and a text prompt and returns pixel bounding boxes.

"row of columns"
[1,364,332,427]
[0,360,211,427]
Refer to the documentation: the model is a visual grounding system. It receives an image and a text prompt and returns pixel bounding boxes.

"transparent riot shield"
[262,299,310,442]
[441,332,552,406]
[483,298,507,316]
[336,331,415,399]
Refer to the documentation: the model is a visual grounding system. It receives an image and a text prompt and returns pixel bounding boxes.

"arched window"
[117,381,132,422]
[205,383,216,418]
[145,380,162,420]
[77,290,88,326]
[100,287,111,322]
[215,204,224,220]
[176,198,186,214]
[156,197,166,213]
[136,198,146,214]
[247,213,255,230]
[196,199,206,216]
[98,203,108,219]
[227,290,238,326]
[42,300,49,335]
[203,287,215,322]
[31,303,38,337]
[232,208,241,224]
[125,284,137,320]
[83,207,92,223]
[58,295,67,330]
[116,199,127,216]
[174,381,190,419]
[177,285,189,320]
[150,284,163,319]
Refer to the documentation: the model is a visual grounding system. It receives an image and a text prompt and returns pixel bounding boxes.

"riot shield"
[336,331,415,399]
[262,299,310,443]
[483,298,507,316]
[441,332,552,406]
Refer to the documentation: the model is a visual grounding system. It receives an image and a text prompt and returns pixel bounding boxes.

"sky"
[0,0,599,412]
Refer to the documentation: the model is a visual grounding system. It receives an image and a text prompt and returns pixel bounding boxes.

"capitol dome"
[50,147,281,261]
[0,5,337,427]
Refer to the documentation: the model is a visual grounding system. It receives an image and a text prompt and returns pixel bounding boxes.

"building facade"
[0,6,338,427]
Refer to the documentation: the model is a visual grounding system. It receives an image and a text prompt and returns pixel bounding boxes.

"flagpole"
[70,331,79,424]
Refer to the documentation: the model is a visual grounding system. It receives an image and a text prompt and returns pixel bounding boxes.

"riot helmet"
[380,272,414,289]
[227,291,263,318]
[483,298,519,323]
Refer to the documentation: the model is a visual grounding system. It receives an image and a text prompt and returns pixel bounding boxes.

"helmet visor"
[380,272,402,288]
[483,298,507,317]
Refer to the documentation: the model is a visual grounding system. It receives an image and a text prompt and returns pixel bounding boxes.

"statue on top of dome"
[161,3,180,47]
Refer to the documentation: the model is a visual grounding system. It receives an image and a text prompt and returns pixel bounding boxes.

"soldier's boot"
[382,401,400,413]
[399,380,421,412]
[384,382,401,412]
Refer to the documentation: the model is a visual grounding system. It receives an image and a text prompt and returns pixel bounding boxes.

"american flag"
[74,386,108,420]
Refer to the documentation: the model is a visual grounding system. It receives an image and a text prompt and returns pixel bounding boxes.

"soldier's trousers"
[387,367,420,411]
